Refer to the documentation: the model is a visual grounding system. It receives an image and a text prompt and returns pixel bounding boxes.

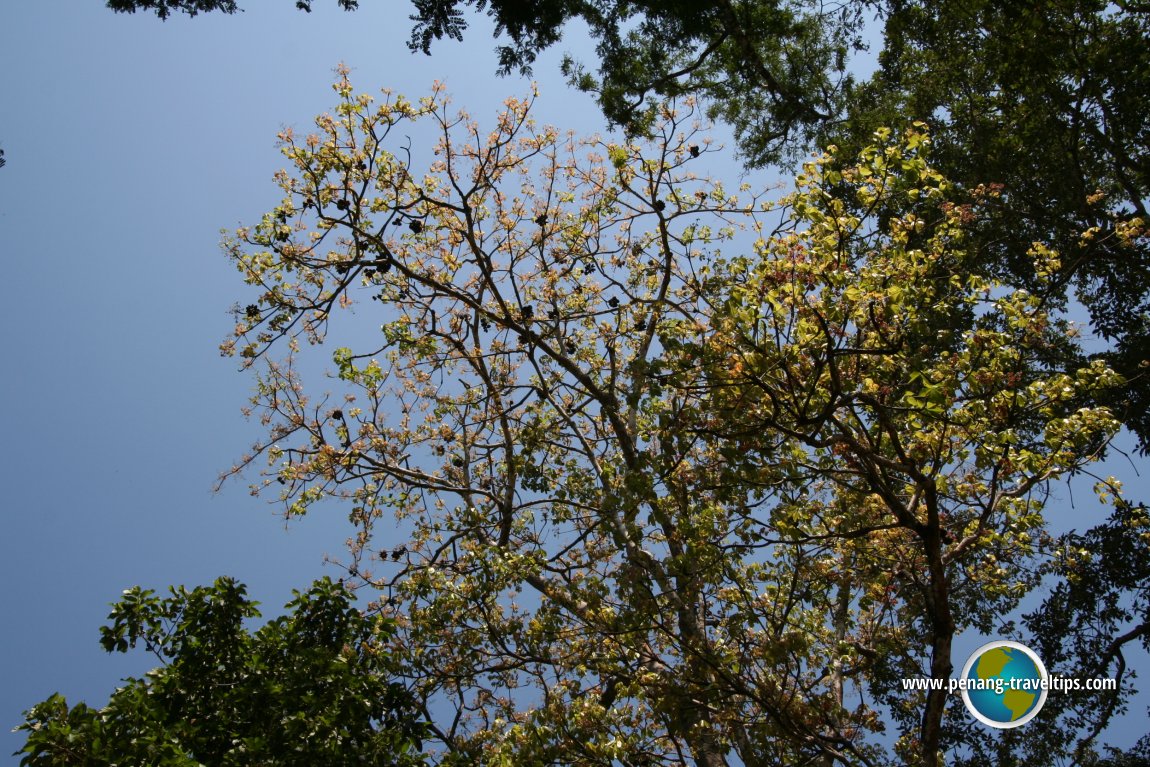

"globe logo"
[960,640,1048,728]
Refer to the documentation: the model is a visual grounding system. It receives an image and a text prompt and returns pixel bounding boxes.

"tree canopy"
[15,577,427,766]
[833,0,1150,449]
[210,70,1139,764]
[89,1,1150,762]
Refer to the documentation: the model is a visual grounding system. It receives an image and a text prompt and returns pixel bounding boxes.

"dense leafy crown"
[16,577,427,766]
[209,71,1133,764]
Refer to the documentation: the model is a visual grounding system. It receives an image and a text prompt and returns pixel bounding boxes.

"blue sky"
[1,1,1146,762]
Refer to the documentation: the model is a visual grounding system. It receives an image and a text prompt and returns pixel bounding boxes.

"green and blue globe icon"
[961,641,1048,728]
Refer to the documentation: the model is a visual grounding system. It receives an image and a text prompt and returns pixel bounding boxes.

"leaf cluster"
[832,0,1150,450]
[104,0,358,19]
[15,577,427,767]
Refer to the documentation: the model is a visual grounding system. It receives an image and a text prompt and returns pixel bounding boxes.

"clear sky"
[1,1,1146,762]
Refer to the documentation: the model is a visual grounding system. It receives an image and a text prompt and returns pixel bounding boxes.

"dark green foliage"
[1022,502,1150,764]
[832,0,1150,449]
[940,500,1150,767]
[411,0,866,167]
[15,577,426,766]
[105,0,241,18]
[1097,737,1150,767]
[296,0,359,10]
[104,0,358,19]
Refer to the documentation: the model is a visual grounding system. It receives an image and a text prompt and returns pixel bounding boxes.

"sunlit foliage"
[221,72,1125,765]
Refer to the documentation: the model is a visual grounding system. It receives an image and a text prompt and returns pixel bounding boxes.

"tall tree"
[15,577,427,766]
[101,0,1150,760]
[219,72,1124,764]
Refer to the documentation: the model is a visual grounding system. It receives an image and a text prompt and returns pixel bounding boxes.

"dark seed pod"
[654,200,666,212]
[534,214,547,226]
[336,198,350,211]
[408,220,423,234]
[451,457,464,467]
[607,296,620,308]
[332,409,343,420]
[689,145,700,158]
[245,304,260,318]
[565,341,577,354]
[391,546,406,561]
